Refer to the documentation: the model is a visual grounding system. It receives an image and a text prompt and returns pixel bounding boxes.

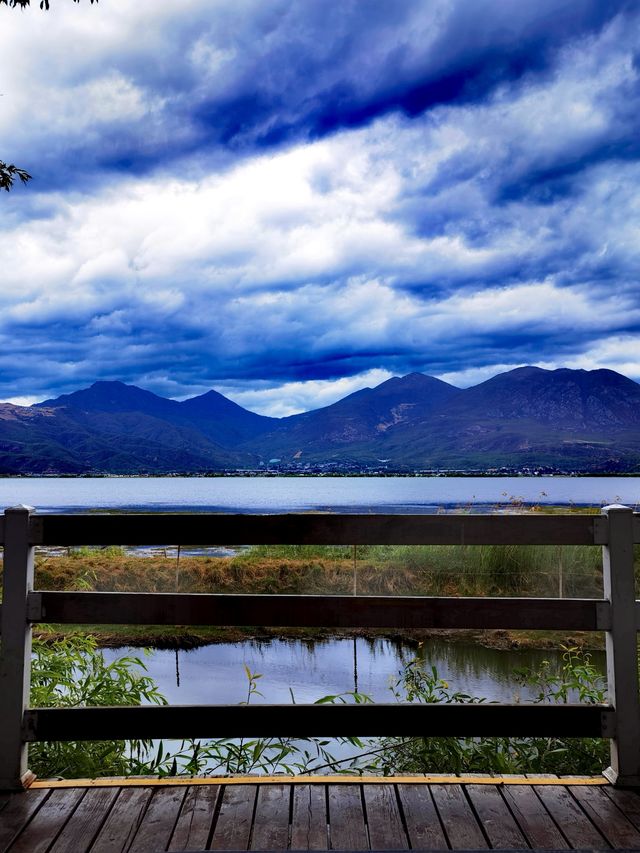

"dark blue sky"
[1,0,639,415]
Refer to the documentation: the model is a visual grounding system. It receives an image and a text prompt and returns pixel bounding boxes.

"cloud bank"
[0,0,639,414]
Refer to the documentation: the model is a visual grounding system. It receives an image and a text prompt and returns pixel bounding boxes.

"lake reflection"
[105,636,605,706]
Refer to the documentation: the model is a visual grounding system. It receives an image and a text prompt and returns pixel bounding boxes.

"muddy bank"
[33,624,604,651]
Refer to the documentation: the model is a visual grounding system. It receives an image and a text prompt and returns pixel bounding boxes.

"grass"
[232,542,607,597]
[16,538,628,648]
[31,542,608,598]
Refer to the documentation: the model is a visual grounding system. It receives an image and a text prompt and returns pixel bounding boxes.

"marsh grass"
[27,541,614,601]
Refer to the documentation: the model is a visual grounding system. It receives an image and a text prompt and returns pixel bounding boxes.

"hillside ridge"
[1,366,637,474]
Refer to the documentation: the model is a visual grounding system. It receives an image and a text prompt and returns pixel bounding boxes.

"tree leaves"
[0,1,99,8]
[0,161,32,191]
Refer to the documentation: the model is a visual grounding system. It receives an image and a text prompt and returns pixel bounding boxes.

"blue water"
[0,475,638,513]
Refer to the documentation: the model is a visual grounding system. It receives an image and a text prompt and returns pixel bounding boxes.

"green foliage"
[361,543,602,597]
[366,645,608,776]
[69,545,126,559]
[517,644,607,704]
[236,544,353,562]
[234,541,604,597]
[29,642,366,778]
[29,633,166,779]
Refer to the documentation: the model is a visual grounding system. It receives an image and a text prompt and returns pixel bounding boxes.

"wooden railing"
[0,504,639,791]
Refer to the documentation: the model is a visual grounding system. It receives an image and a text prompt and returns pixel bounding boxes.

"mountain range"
[1,366,639,474]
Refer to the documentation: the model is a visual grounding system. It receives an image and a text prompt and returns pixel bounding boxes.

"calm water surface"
[1,475,638,513]
[107,636,604,706]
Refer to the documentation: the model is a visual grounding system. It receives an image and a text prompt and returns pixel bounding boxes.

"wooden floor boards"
[1,777,638,851]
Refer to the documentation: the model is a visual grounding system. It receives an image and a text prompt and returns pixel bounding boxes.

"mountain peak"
[37,380,175,414]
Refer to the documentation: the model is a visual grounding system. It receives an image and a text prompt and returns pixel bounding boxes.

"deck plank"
[534,784,608,850]
[363,785,408,851]
[465,784,528,849]
[209,784,257,851]
[570,785,640,849]
[128,786,186,853]
[501,784,569,849]
[1,779,635,852]
[327,785,368,850]
[90,787,154,853]
[251,784,291,851]
[397,784,448,850]
[48,787,119,853]
[168,785,220,851]
[431,784,488,849]
[7,788,85,853]
[602,785,640,831]
[290,785,328,850]
[0,789,50,853]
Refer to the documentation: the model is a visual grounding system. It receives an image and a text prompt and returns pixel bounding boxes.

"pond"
[106,635,605,707]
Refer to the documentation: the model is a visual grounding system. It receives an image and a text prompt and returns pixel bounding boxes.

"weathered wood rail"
[0,504,639,792]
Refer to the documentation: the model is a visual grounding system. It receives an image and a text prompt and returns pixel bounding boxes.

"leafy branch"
[0,161,32,191]
[0,1,98,9]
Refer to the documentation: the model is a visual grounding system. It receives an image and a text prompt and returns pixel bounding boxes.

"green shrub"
[365,645,608,776]
[29,633,165,778]
[28,637,364,779]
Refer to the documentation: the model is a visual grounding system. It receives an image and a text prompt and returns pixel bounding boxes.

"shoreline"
[33,624,605,652]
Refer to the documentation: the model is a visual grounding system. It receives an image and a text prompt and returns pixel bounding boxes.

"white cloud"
[4,395,40,407]
[221,369,396,417]
[562,336,640,383]
[0,1,639,408]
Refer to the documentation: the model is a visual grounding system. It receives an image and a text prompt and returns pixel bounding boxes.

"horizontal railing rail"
[0,504,638,790]
[29,591,611,630]
[23,704,614,742]
[26,511,612,545]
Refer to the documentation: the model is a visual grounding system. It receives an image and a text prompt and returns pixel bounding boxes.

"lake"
[106,636,605,707]
[1,474,638,513]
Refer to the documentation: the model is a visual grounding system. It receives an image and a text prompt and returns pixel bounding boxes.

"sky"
[1,0,639,416]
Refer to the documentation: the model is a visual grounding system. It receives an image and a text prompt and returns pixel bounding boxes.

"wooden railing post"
[0,505,36,790]
[601,504,640,786]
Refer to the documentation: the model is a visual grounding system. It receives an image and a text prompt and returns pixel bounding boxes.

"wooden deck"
[2,777,640,851]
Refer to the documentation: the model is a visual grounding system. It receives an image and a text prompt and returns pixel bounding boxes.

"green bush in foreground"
[30,634,166,778]
[368,646,608,776]
[29,636,609,779]
[29,636,366,778]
